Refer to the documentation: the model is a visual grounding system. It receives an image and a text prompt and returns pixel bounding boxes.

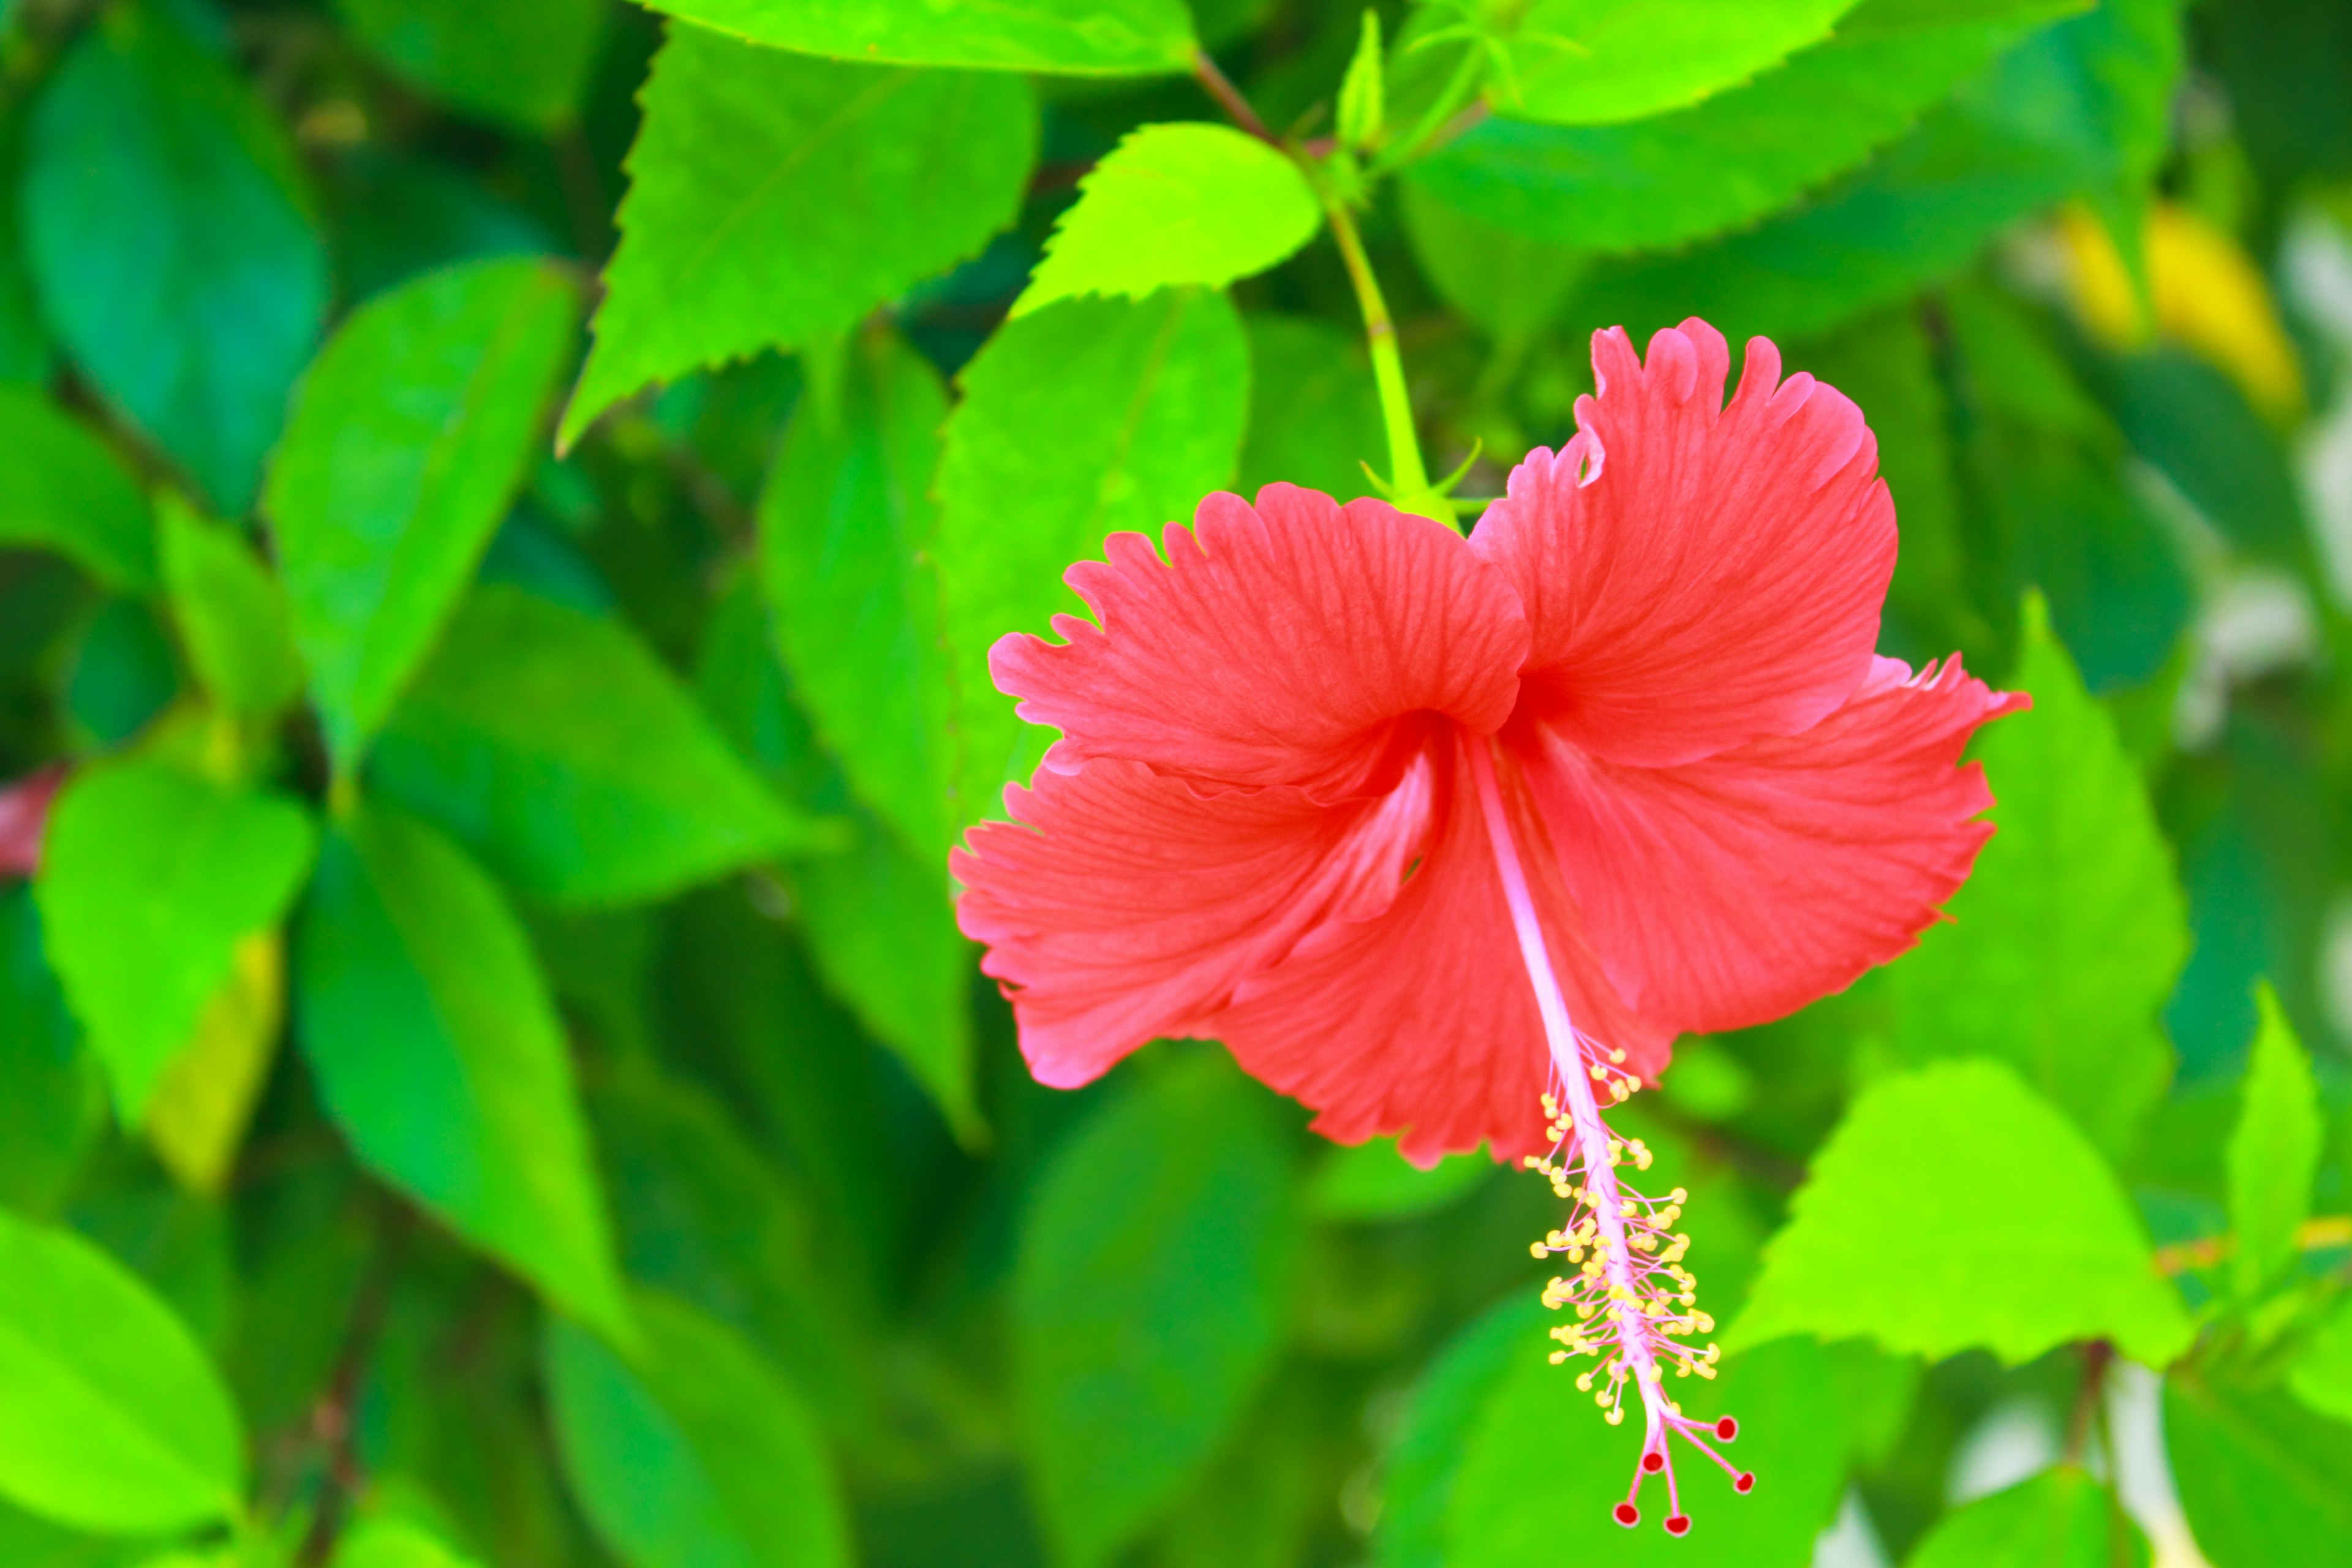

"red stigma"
[1735,1472,1755,1494]
[1641,1450,1664,1472]
[1666,1515,1691,1536]
[1716,1416,1739,1441]
[1613,1503,1640,1528]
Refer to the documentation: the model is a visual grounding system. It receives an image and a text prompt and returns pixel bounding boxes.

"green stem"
[1321,195,1444,520]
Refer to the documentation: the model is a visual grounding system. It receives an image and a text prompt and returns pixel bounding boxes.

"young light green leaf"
[1337,10,1384,148]
[159,497,303,722]
[266,257,579,773]
[333,1516,480,1568]
[563,28,1036,446]
[140,932,282,1197]
[295,801,630,1343]
[337,0,605,131]
[1905,1466,2144,1568]
[1014,123,1321,316]
[22,6,326,513]
[1887,594,2185,1158]
[2226,984,2322,1301]
[2165,1376,2352,1568]
[1235,315,1384,502]
[544,1292,853,1568]
[0,1207,243,1534]
[369,586,832,908]
[2290,1294,2352,1428]
[758,330,956,861]
[0,888,103,1216]
[1496,0,1861,125]
[625,0,1194,74]
[1447,1337,1845,1567]
[1306,1137,1490,1223]
[1014,1052,1298,1567]
[36,760,315,1122]
[1410,0,2081,254]
[936,289,1249,822]
[1730,1058,2193,1367]
[0,387,153,593]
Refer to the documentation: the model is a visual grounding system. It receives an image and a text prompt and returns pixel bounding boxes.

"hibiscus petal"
[952,755,1439,1088]
[1474,318,1897,768]
[991,483,1530,795]
[1208,730,1668,1165]
[1514,655,2029,1035]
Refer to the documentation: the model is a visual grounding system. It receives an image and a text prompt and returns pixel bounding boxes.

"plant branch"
[1191,48,1274,143]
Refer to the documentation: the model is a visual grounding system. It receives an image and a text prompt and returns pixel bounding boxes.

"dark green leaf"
[1235,314,1384,502]
[1376,1293,1545,1568]
[0,1207,243,1534]
[266,257,580,772]
[0,388,153,593]
[625,0,1194,74]
[36,760,315,1120]
[337,0,606,132]
[2165,1376,2352,1568]
[1306,1137,1490,1223]
[371,586,831,907]
[158,497,302,721]
[1015,1052,1298,1565]
[295,801,629,1340]
[1904,1466,2147,1567]
[545,1292,853,1568]
[2226,984,2321,1299]
[1886,595,2185,1156]
[563,29,1036,445]
[0,888,101,1215]
[1731,1058,2193,1365]
[59,602,178,750]
[1398,185,1585,341]
[935,289,1249,823]
[22,5,326,512]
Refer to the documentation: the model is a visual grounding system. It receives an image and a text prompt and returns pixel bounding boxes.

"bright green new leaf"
[333,1517,480,1568]
[1014,1052,1299,1566]
[1411,0,2081,255]
[337,0,606,131]
[21,6,326,513]
[935,290,1249,822]
[545,1292,852,1568]
[0,387,153,593]
[2165,1376,2352,1568]
[1014,123,1321,316]
[758,330,957,861]
[369,586,831,908]
[159,497,303,721]
[140,932,283,1197]
[1448,1337,1846,1567]
[295,801,630,1342]
[266,257,579,773]
[0,888,102,1216]
[1730,1058,2193,1366]
[36,760,316,1121]
[1887,595,2185,1158]
[0,1207,243,1534]
[1496,0,1861,125]
[1306,1137,1490,1223]
[2226,984,2322,1300]
[1235,315,1384,502]
[563,28,1036,446]
[625,0,1194,74]
[1905,1466,2146,1568]
[1336,10,1384,148]
[2291,1295,2352,1427]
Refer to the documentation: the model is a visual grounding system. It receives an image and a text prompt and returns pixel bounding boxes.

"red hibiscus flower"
[0,764,64,880]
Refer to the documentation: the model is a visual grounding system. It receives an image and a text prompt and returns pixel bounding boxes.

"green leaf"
[1398,185,1585,342]
[158,497,303,722]
[266,257,580,773]
[563,28,1036,447]
[36,760,316,1121]
[2165,1376,2352,1568]
[758,330,956,861]
[1730,1058,2193,1366]
[21,5,326,513]
[935,289,1249,822]
[333,1517,481,1568]
[1235,314,1384,502]
[140,931,283,1197]
[370,586,830,908]
[545,1292,853,1568]
[1411,0,2082,255]
[337,0,606,131]
[0,888,102,1215]
[1014,1052,1300,1566]
[0,1207,243,1534]
[1886,594,2185,1157]
[1336,10,1384,148]
[1306,1137,1490,1223]
[1495,0,1861,125]
[295,800,630,1341]
[1376,1293,1545,1568]
[1446,1336,1845,1566]
[2290,1294,2352,1427]
[1013,123,1322,316]
[625,0,1194,74]
[2226,984,2322,1300]
[0,387,153,593]
[1904,1466,2146,1568]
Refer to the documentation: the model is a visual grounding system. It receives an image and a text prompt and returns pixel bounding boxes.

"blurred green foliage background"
[3,0,2352,1565]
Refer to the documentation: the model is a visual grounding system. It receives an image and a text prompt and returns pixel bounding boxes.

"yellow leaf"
[145,930,283,1195]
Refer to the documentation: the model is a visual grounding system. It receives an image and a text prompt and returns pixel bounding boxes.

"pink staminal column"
[1467,739,1755,1536]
